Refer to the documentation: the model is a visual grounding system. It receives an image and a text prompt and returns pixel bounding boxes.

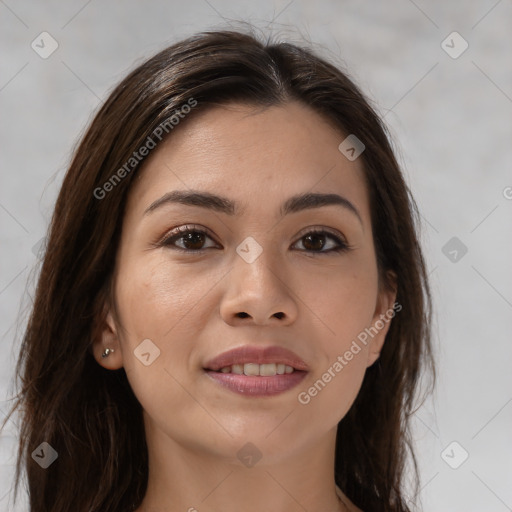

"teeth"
[232,364,244,375]
[216,363,296,375]
[259,363,276,376]
[244,363,260,376]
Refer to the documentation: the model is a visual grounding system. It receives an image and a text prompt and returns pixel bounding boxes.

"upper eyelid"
[165,224,217,242]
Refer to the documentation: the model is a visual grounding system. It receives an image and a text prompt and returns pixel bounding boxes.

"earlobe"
[91,307,123,370]
[366,272,398,367]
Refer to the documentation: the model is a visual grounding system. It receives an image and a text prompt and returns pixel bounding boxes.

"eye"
[292,228,349,254]
[158,225,350,254]
[159,225,218,252]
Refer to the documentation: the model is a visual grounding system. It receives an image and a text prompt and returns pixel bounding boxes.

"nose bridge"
[220,235,298,324]
[234,236,285,297]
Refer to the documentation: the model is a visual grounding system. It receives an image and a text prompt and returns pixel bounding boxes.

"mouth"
[203,345,309,397]
[211,362,298,376]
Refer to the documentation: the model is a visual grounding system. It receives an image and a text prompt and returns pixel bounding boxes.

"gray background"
[1,1,511,510]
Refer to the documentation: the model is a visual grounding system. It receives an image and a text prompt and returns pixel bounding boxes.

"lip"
[203,345,309,372]
[205,371,308,396]
[203,345,309,397]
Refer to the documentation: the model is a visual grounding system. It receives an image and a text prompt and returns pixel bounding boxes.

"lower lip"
[204,370,308,397]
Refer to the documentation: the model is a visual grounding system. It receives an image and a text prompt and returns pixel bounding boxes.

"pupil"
[304,234,324,251]
[184,232,204,249]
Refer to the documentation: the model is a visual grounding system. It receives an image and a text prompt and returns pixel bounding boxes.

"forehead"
[127,101,370,223]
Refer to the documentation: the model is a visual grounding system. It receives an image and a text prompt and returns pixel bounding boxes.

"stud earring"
[101,348,115,358]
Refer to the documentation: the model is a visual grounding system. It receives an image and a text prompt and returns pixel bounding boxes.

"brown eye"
[293,229,349,254]
[302,233,326,251]
[159,226,349,255]
[161,226,218,252]
[177,231,207,250]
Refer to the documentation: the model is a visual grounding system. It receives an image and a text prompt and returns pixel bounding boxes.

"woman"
[4,29,434,512]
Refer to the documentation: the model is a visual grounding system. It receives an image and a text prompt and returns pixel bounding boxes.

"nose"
[219,249,299,327]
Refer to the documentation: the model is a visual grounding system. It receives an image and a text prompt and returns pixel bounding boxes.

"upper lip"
[204,345,309,372]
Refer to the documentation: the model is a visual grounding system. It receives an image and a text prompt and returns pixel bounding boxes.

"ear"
[366,271,398,367]
[91,303,124,370]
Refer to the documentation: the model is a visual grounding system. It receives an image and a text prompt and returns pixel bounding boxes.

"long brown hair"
[3,28,434,512]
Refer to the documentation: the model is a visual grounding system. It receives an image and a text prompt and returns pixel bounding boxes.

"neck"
[135,417,346,512]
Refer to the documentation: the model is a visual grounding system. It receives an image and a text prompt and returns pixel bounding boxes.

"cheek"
[114,259,213,429]
[297,255,378,345]
[292,257,377,417]
[115,256,215,342]
[111,259,201,393]
[296,354,367,433]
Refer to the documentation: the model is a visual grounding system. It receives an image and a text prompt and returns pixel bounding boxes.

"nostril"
[274,312,284,319]
[237,312,249,318]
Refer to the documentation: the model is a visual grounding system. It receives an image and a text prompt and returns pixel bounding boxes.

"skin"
[93,101,396,512]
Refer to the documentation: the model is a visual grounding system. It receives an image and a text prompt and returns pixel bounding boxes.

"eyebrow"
[144,189,363,224]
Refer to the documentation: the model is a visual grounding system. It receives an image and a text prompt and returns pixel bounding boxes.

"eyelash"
[157,224,350,255]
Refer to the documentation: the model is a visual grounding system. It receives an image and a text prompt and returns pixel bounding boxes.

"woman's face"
[95,101,396,464]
